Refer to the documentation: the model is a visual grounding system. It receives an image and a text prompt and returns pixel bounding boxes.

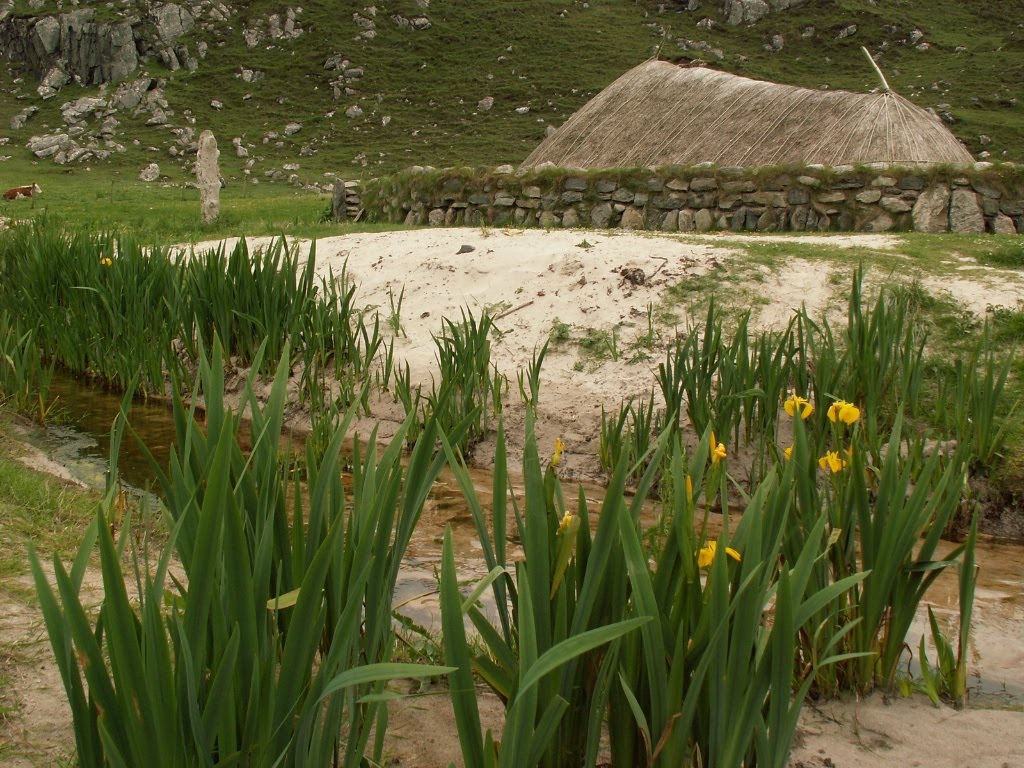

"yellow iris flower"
[697,540,741,569]
[827,400,861,425]
[551,437,565,467]
[100,257,113,266]
[783,393,814,420]
[783,445,793,461]
[710,432,727,465]
[818,450,848,473]
[557,511,576,534]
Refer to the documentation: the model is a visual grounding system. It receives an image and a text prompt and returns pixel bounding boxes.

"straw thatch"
[520,61,974,170]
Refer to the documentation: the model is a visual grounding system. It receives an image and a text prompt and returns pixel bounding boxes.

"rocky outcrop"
[681,0,809,25]
[0,3,199,92]
[339,165,1024,236]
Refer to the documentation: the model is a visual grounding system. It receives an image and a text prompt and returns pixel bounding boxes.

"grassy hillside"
[1,0,1022,199]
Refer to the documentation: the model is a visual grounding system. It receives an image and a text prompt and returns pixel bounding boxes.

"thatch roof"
[520,61,974,170]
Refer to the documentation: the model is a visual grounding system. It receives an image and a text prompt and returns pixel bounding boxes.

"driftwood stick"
[495,299,535,320]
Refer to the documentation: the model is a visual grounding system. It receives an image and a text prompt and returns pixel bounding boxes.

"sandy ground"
[5,229,1024,766]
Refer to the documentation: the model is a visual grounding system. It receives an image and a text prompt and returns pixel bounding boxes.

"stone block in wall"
[561,191,583,204]
[972,181,1001,199]
[612,187,634,203]
[564,177,588,191]
[880,196,912,214]
[688,192,718,208]
[613,203,626,214]
[912,185,950,232]
[494,195,515,206]
[562,208,580,228]
[817,191,847,204]
[428,208,444,225]
[999,199,1024,217]
[513,208,529,225]
[992,213,1017,234]
[660,210,679,231]
[836,211,855,230]
[646,178,664,192]
[516,197,541,209]
[539,210,560,228]
[796,175,820,188]
[666,178,689,192]
[722,180,756,194]
[787,188,810,205]
[981,198,1000,217]
[690,177,718,192]
[494,210,512,226]
[620,208,644,229]
[694,208,714,231]
[872,176,897,188]
[652,193,685,210]
[442,177,463,193]
[863,211,894,232]
[756,208,778,231]
[898,176,925,191]
[591,203,612,228]
[761,176,790,192]
[596,180,617,193]
[816,214,831,231]
[679,209,696,231]
[634,192,649,206]
[950,188,984,233]
[855,189,882,204]
[716,213,731,230]
[466,193,489,205]
[719,195,741,210]
[829,179,865,190]
[523,185,542,198]
[747,191,786,208]
[403,210,418,226]
[469,209,487,226]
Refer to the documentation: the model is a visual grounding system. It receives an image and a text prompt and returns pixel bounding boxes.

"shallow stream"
[18,373,1024,706]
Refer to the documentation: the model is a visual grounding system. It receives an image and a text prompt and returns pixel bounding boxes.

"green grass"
[0,425,100,575]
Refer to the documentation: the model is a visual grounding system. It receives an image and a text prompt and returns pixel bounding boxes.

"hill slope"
[1,0,1022,191]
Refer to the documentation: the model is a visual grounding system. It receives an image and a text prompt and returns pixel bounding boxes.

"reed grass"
[31,342,461,767]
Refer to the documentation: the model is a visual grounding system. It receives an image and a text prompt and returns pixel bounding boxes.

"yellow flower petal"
[551,437,565,467]
[783,445,793,461]
[710,432,727,465]
[558,511,575,534]
[697,540,741,569]
[818,450,847,473]
[828,400,860,425]
[784,393,813,420]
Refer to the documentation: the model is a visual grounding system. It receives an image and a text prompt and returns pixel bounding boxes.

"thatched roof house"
[520,61,974,170]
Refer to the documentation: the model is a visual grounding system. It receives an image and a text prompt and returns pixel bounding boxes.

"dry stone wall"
[336,165,1024,235]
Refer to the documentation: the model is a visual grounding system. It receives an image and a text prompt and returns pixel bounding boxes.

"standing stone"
[428,208,444,226]
[911,185,949,233]
[196,130,220,224]
[949,188,984,233]
[660,210,679,231]
[562,208,580,228]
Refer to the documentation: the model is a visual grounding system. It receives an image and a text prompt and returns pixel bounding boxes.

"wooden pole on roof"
[862,46,891,92]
